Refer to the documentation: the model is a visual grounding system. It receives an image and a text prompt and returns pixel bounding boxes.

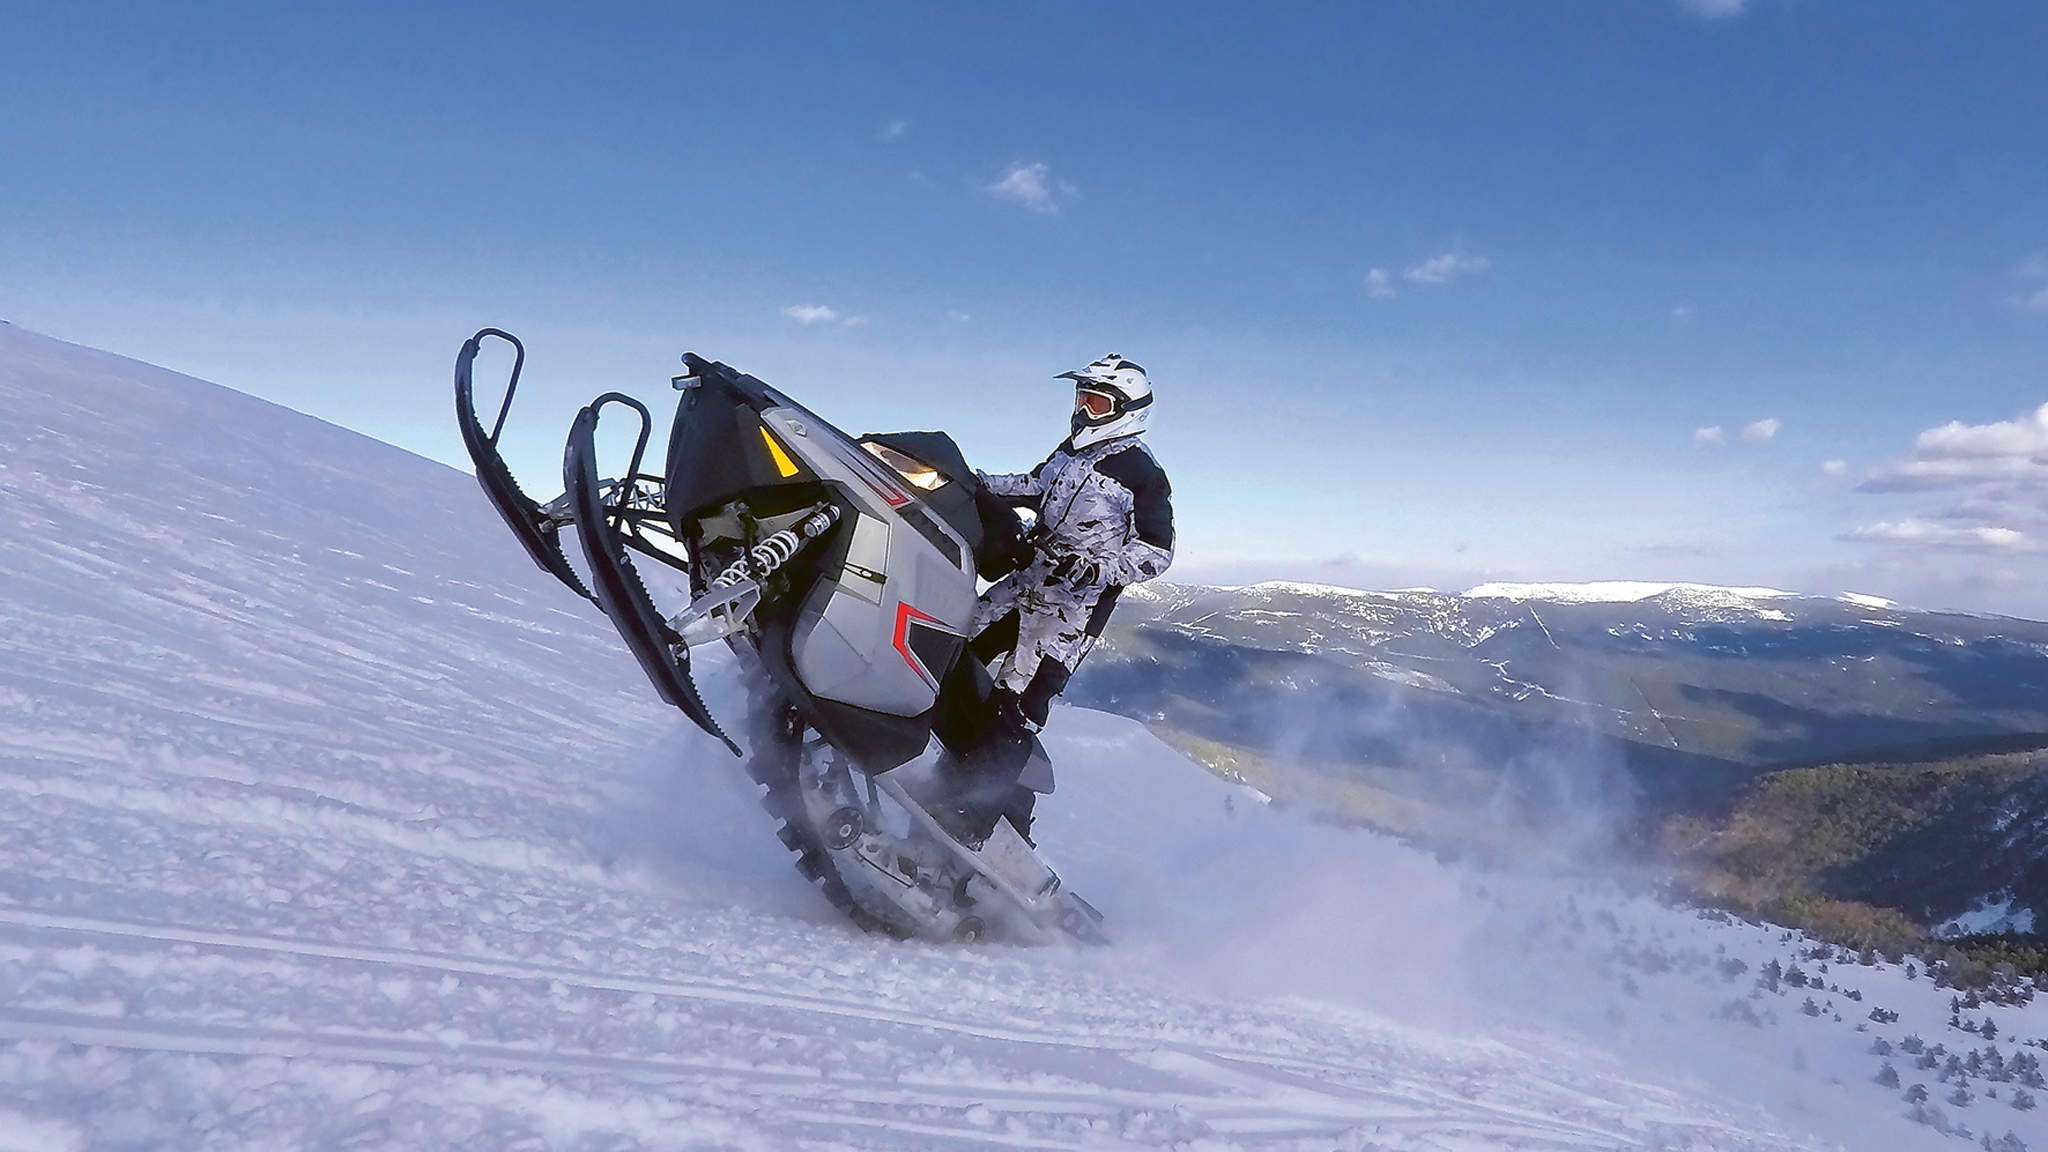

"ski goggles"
[1074,387,1117,418]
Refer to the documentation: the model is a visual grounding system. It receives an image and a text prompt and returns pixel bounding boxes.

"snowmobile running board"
[873,775,1107,946]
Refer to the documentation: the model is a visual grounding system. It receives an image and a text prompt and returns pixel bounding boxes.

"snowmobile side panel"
[563,396,741,756]
[453,328,596,604]
[748,408,976,726]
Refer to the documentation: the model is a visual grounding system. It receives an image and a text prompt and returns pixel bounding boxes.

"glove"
[1049,553,1099,589]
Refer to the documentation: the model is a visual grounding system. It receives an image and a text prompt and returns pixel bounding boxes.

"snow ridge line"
[0,1008,1112,1152]
[0,905,1369,1076]
[0,907,1742,1148]
[0,1007,1647,1150]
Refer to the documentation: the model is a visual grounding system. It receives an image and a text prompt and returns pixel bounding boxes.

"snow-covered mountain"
[1087,575,2048,803]
[3,324,2042,1151]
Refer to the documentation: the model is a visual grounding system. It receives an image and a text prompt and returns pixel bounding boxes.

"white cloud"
[781,304,865,328]
[782,304,841,325]
[1693,418,1780,448]
[1822,459,1848,476]
[987,162,1062,214]
[1670,304,1696,322]
[1365,268,1395,299]
[879,118,909,142]
[1845,520,2027,551]
[2018,284,2048,314]
[1402,251,1491,286]
[1678,0,1748,17]
[1914,401,2048,460]
[782,305,840,325]
[1850,401,2048,561]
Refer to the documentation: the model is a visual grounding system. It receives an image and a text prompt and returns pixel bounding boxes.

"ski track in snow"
[1,325,2039,1150]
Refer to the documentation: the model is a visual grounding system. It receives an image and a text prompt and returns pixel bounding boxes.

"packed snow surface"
[3,325,2041,1150]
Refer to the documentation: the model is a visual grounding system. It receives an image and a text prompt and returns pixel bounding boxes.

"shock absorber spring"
[711,504,840,588]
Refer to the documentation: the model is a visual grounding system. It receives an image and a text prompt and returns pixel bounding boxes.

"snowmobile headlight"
[861,442,948,491]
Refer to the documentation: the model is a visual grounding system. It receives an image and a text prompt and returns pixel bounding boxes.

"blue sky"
[4,1,2046,615]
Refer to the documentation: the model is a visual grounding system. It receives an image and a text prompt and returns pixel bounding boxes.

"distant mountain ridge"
[1076,577,2048,840]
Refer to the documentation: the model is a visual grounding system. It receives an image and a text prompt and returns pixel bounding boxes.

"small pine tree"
[1984,1019,1999,1042]
[1802,997,1822,1017]
[1907,1083,1931,1103]
[2014,1089,2037,1112]
[1878,1063,1901,1088]
[1903,1033,1927,1054]
[1953,1084,1976,1108]
[1910,1098,1950,1133]
[1871,1037,1894,1056]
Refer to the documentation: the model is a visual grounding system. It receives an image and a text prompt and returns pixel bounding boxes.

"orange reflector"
[759,426,799,478]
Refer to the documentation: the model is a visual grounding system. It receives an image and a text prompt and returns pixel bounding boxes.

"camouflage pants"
[970,558,1107,695]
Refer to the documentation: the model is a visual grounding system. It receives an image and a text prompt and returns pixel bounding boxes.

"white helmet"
[1058,354,1152,449]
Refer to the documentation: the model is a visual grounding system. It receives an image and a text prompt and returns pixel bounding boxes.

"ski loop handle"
[457,328,526,446]
[584,392,655,526]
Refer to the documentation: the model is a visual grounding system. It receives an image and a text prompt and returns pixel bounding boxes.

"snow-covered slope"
[2,325,2040,1150]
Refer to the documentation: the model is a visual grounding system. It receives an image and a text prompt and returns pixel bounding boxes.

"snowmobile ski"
[561,393,739,756]
[453,329,595,605]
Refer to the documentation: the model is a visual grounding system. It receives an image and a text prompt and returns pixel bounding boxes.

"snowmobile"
[453,328,1105,945]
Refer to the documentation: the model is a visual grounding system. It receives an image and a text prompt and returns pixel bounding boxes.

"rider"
[933,354,1175,843]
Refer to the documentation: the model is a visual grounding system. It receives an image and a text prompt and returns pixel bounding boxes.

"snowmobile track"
[741,725,922,942]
